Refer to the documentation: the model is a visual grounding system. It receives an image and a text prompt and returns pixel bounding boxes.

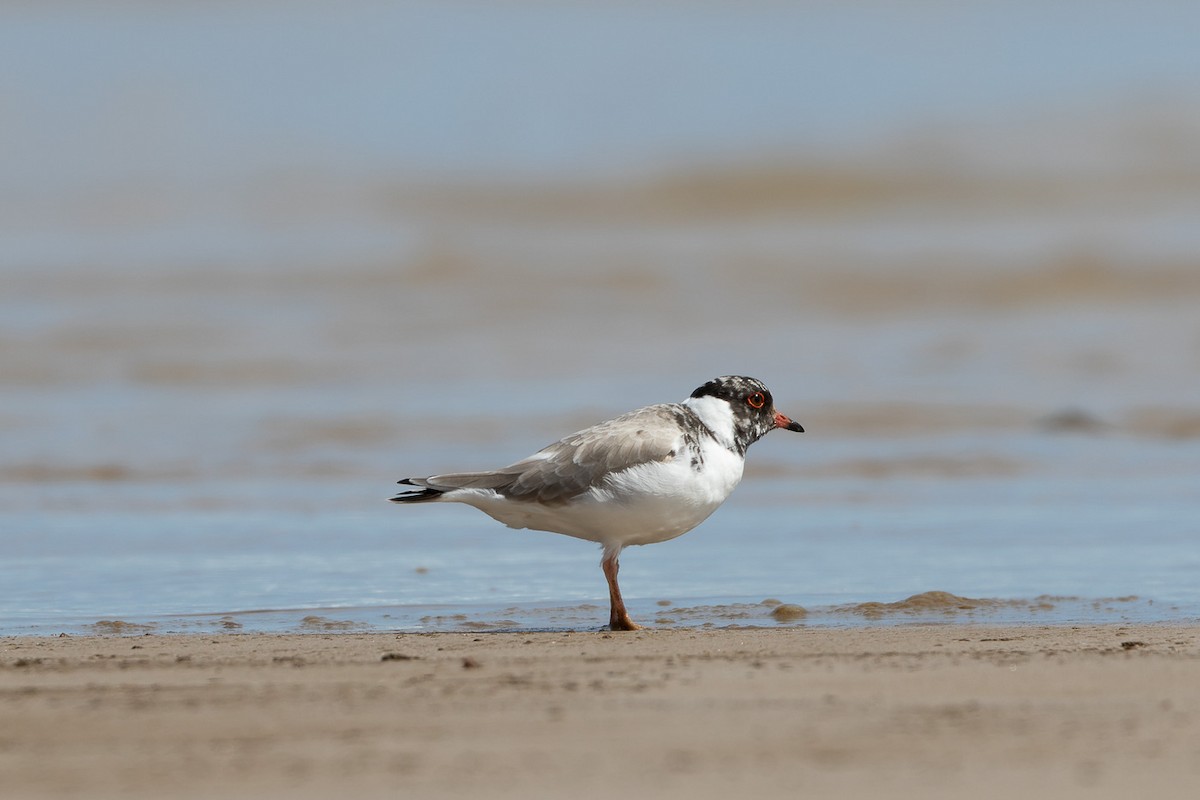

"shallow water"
[4,426,1198,635]
[3,2,1200,635]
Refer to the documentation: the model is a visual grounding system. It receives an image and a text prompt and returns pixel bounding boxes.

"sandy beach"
[3,625,1199,799]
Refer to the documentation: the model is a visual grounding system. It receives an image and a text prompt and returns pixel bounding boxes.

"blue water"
[4,429,1198,635]
[6,1,1200,188]
[3,2,1200,635]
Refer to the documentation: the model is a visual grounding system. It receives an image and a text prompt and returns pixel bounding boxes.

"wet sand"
[4,625,1199,799]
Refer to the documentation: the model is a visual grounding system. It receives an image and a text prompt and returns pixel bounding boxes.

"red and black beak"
[773,411,804,433]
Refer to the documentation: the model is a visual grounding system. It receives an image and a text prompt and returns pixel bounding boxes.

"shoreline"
[4,623,1199,799]
[6,589,1194,638]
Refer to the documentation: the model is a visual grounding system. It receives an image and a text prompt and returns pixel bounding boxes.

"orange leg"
[601,549,642,631]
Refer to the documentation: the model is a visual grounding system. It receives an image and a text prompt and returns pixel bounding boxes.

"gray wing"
[408,404,689,504]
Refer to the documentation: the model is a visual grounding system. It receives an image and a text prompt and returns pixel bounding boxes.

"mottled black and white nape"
[391,376,804,631]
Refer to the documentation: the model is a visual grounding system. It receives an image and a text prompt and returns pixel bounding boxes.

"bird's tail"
[390,478,445,503]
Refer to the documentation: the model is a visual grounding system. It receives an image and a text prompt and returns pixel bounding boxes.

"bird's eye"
[747,392,766,409]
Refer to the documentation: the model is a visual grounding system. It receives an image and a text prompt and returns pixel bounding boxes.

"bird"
[391,375,804,631]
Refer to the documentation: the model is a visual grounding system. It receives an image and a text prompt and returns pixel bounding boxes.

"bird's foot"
[608,614,643,632]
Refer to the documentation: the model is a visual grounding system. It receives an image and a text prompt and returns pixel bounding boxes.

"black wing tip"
[390,487,443,503]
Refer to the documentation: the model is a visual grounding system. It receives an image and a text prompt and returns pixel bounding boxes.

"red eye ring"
[747,392,766,409]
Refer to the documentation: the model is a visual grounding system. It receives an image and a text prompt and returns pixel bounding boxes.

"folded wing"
[397,404,687,504]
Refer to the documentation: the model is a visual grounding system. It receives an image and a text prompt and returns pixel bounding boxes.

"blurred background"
[3,1,1199,633]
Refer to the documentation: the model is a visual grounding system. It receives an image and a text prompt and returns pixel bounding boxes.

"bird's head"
[685,375,803,454]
